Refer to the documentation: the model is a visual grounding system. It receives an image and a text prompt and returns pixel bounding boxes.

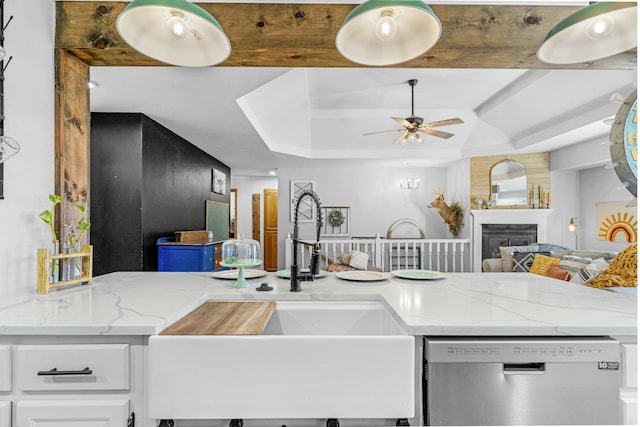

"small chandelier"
[400,177,420,190]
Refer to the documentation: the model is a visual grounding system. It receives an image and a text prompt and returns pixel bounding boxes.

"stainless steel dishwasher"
[424,337,621,426]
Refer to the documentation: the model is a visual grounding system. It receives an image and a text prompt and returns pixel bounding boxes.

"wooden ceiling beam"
[56,1,637,69]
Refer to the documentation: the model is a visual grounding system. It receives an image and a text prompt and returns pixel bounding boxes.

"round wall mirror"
[490,160,527,206]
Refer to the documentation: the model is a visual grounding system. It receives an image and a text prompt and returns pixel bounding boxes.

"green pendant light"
[537,2,637,64]
[116,0,231,67]
[335,0,441,66]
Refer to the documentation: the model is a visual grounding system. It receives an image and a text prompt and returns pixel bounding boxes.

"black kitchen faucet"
[290,190,323,292]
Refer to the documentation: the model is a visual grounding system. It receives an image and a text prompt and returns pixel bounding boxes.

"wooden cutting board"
[160,301,275,335]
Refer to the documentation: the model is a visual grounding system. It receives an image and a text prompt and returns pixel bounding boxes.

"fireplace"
[470,209,552,272]
[481,224,537,260]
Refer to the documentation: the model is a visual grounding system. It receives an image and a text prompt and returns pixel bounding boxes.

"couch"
[482,243,620,285]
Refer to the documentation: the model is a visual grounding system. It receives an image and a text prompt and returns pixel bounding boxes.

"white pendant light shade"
[116,0,231,67]
[335,0,441,66]
[537,2,637,64]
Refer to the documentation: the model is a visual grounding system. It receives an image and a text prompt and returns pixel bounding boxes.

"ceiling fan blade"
[423,118,464,128]
[393,132,409,145]
[419,128,455,139]
[363,129,404,136]
[391,117,413,128]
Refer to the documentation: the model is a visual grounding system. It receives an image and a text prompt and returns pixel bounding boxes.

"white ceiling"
[89,65,636,175]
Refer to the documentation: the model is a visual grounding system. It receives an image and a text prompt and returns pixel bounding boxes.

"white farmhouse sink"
[148,300,415,421]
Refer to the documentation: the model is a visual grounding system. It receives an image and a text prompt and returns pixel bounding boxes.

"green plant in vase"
[65,203,91,252]
[39,194,62,281]
[64,202,91,281]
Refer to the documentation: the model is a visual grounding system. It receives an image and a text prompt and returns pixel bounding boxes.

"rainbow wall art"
[597,202,637,243]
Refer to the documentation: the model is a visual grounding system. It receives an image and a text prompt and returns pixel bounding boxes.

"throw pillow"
[529,253,561,276]
[569,258,610,285]
[546,264,572,281]
[569,250,618,262]
[348,250,369,270]
[512,251,551,273]
[499,245,539,272]
[558,255,592,275]
[337,253,351,265]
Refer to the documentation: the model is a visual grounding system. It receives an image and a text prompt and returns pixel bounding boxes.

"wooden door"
[263,189,278,272]
[252,194,260,242]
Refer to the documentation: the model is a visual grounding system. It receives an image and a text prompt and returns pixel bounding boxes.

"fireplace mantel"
[471,209,553,272]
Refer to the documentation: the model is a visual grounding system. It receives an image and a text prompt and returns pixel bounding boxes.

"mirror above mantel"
[490,159,527,207]
[470,153,550,210]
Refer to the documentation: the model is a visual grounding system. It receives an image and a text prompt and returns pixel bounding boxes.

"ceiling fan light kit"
[537,2,637,64]
[335,0,442,66]
[365,79,463,144]
[116,0,231,67]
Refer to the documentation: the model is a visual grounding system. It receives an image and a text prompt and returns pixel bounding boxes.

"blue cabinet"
[157,238,224,272]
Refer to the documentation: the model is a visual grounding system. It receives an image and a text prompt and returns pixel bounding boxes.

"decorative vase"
[62,243,82,281]
[50,240,60,283]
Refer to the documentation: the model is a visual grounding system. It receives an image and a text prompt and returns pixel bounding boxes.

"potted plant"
[39,194,62,282]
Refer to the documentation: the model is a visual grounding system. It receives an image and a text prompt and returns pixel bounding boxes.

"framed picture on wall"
[290,180,315,223]
[212,169,226,195]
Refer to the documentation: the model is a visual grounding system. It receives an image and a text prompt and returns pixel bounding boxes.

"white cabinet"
[0,336,147,427]
[16,399,129,426]
[0,346,11,391]
[15,344,129,391]
[0,401,11,427]
[615,337,638,425]
[621,394,637,426]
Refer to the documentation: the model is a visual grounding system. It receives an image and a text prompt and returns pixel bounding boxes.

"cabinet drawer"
[622,343,637,389]
[16,399,130,426]
[0,401,10,427]
[0,345,11,391]
[15,344,129,391]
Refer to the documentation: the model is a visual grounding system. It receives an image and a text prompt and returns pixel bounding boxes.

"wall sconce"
[335,0,441,66]
[537,2,637,64]
[116,0,231,67]
[568,217,579,249]
[400,177,420,190]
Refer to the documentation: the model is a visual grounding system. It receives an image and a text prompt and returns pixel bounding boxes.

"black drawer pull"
[37,367,93,376]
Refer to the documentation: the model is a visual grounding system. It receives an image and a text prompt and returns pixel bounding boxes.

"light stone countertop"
[0,271,636,336]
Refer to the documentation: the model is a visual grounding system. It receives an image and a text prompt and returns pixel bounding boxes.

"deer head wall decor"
[428,188,459,226]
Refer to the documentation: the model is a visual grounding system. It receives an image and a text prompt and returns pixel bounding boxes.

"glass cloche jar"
[220,234,262,288]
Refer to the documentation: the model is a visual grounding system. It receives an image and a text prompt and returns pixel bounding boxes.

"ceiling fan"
[364,79,464,144]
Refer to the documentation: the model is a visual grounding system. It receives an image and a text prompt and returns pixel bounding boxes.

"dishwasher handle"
[503,362,545,375]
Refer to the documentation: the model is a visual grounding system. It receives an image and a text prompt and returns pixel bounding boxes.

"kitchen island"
[0,271,636,426]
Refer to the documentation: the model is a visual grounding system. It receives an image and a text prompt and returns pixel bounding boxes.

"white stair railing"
[285,233,470,272]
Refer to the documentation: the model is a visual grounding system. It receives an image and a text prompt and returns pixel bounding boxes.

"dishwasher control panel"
[425,336,620,363]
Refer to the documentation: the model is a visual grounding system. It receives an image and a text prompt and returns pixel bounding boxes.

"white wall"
[276,166,449,269]
[445,158,471,240]
[0,1,55,295]
[229,175,278,256]
[579,165,636,252]
[548,170,580,249]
